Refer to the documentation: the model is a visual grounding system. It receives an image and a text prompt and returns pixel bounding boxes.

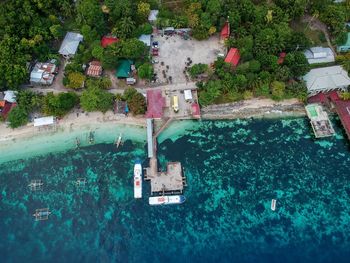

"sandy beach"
[0,111,146,143]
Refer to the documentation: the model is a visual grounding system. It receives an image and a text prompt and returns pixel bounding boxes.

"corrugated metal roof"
[59,32,83,56]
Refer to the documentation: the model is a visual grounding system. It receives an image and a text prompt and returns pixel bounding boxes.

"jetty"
[144,118,187,195]
[305,104,335,138]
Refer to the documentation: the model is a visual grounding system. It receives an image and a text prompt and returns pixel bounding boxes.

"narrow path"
[302,14,336,54]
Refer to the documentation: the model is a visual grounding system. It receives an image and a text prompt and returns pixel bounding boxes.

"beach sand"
[0,111,147,163]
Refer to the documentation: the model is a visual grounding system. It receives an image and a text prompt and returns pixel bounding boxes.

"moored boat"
[134,161,142,199]
[149,195,186,205]
[271,199,276,211]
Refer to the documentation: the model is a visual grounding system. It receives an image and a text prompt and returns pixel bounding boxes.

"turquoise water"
[1,118,350,262]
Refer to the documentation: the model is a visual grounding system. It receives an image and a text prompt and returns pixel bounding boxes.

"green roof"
[115,59,133,78]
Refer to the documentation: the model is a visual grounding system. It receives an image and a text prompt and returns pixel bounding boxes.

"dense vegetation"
[1,0,349,126]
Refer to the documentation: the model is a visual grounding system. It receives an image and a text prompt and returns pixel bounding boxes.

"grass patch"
[291,20,327,46]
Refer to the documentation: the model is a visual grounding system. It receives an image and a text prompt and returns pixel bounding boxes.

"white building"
[138,34,151,47]
[303,66,350,95]
[304,47,335,64]
[59,32,83,58]
[148,10,159,23]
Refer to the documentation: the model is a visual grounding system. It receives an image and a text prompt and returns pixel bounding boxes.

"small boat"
[149,195,186,205]
[88,131,94,144]
[115,133,123,148]
[134,160,142,199]
[271,199,277,211]
[33,208,51,221]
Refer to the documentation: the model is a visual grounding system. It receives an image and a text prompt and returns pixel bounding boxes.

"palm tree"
[119,16,135,38]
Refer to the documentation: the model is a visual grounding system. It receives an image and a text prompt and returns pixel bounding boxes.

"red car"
[152,49,159,56]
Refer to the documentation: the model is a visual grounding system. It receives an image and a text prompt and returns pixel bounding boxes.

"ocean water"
[1,118,350,263]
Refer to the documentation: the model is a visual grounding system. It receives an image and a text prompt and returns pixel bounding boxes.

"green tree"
[49,24,64,39]
[137,2,151,22]
[67,72,85,89]
[80,86,114,112]
[114,16,136,39]
[76,0,106,32]
[129,92,146,115]
[284,51,310,77]
[42,92,79,117]
[138,63,153,80]
[17,90,42,113]
[7,106,28,128]
[199,80,222,106]
[270,81,285,100]
[189,63,209,78]
[120,39,146,59]
[123,87,138,101]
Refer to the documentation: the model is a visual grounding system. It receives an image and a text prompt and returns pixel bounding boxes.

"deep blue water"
[1,118,350,263]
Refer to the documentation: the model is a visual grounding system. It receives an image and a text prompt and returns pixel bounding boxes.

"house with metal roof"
[115,59,133,78]
[86,61,102,77]
[225,48,240,67]
[30,61,57,85]
[337,32,350,52]
[303,66,350,95]
[148,10,159,23]
[59,32,83,58]
[304,47,335,64]
[101,36,119,48]
[138,34,151,47]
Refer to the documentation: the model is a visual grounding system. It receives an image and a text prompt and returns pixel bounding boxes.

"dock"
[145,118,187,195]
[305,104,335,138]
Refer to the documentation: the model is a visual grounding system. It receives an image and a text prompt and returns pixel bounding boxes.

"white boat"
[149,195,186,205]
[271,199,277,211]
[115,133,122,148]
[134,161,142,199]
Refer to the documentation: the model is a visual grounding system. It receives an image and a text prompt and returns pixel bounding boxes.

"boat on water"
[115,133,123,148]
[271,199,277,211]
[149,195,186,205]
[134,161,142,199]
[33,208,51,221]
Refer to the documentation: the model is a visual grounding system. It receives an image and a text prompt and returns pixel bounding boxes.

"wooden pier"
[145,118,187,195]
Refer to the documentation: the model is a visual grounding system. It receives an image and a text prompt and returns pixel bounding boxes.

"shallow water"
[1,118,350,263]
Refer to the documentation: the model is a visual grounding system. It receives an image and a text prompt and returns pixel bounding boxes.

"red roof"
[221,21,230,40]
[87,61,102,77]
[334,100,350,140]
[1,102,17,119]
[145,90,165,119]
[225,48,240,67]
[277,52,286,64]
[307,93,328,104]
[101,36,119,48]
[191,103,200,118]
[328,91,340,102]
[0,100,5,107]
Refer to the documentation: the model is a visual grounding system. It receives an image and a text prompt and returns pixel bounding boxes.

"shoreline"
[201,98,306,120]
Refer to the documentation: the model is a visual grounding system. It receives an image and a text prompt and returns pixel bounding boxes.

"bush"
[138,63,153,80]
[270,81,286,101]
[189,63,208,78]
[66,72,85,89]
[7,106,28,128]
[80,87,114,112]
[43,92,79,117]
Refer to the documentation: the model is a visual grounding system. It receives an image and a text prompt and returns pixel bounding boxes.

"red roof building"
[225,48,240,67]
[191,103,200,118]
[1,102,17,120]
[86,61,102,77]
[220,21,230,40]
[145,90,166,119]
[101,36,119,48]
[277,52,286,64]
[334,99,350,140]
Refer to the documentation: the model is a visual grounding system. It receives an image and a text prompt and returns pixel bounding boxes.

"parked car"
[152,59,159,64]
[152,49,159,56]
[152,41,159,48]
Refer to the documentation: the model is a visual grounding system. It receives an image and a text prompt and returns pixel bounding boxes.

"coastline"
[0,98,306,163]
[0,111,147,163]
[201,98,306,120]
